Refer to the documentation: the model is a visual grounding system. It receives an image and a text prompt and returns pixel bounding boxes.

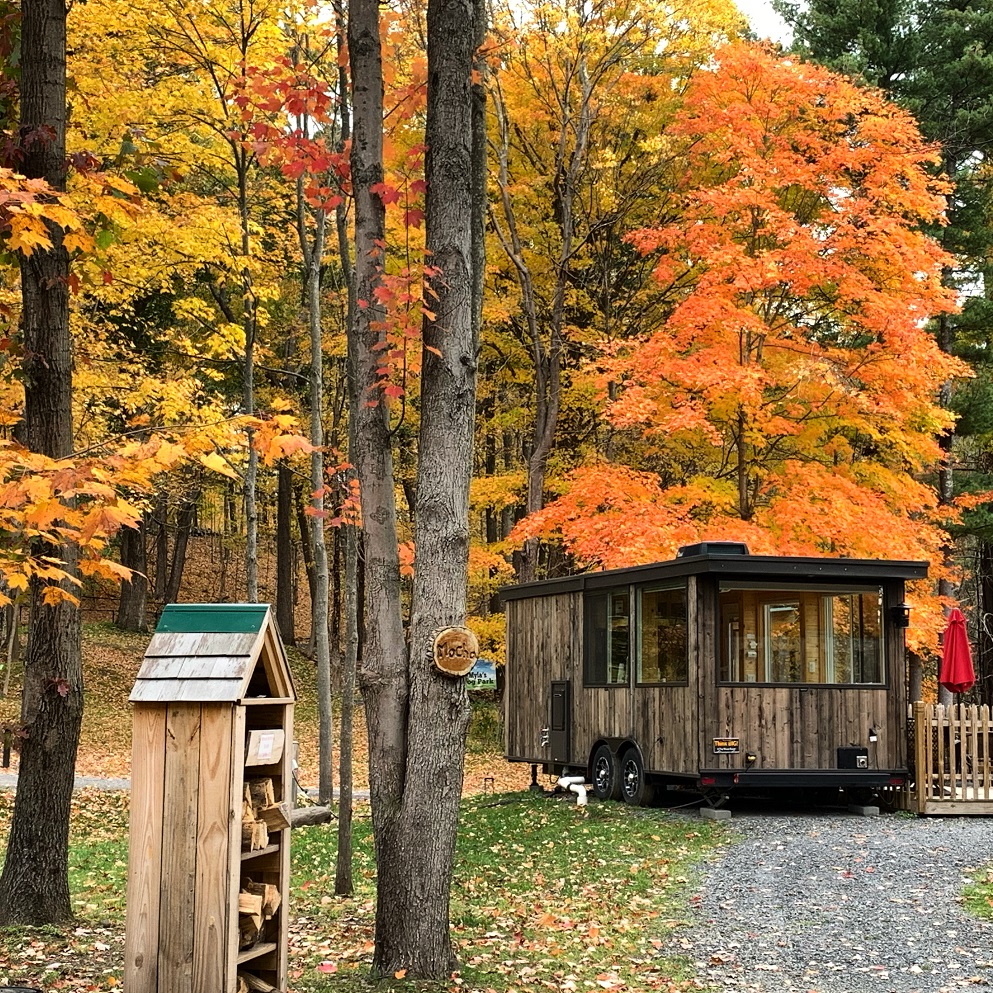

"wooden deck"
[905,702,993,815]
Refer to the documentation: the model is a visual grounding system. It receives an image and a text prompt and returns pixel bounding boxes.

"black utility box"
[838,746,869,769]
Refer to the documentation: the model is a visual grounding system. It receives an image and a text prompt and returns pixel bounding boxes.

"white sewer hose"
[557,775,588,806]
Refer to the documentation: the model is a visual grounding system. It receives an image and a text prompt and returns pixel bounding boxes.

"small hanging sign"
[432,626,479,678]
[713,737,741,754]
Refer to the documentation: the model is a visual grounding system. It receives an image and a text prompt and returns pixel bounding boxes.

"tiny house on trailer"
[501,543,927,805]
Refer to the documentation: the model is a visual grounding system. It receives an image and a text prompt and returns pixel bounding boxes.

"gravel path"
[680,809,993,992]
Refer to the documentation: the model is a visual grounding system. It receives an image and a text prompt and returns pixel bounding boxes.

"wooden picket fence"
[906,701,993,815]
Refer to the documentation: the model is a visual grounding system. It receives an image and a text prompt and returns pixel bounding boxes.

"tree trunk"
[334,522,358,896]
[347,0,410,963]
[349,0,483,972]
[333,6,356,890]
[117,519,148,632]
[164,492,198,604]
[302,203,333,806]
[275,461,296,643]
[153,491,168,597]
[0,0,81,926]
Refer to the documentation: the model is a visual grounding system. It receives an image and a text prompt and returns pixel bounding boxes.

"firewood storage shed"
[502,543,927,805]
[124,603,295,993]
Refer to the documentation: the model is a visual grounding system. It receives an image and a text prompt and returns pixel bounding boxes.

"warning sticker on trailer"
[712,738,740,754]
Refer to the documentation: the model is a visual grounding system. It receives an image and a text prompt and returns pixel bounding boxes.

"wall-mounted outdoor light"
[889,602,911,628]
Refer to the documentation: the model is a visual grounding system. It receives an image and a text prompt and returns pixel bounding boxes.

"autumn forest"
[1,0,993,968]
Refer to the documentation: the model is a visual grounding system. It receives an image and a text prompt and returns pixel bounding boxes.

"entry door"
[549,680,571,763]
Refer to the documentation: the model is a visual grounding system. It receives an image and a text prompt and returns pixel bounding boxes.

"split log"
[238,890,264,929]
[238,973,278,993]
[238,914,261,949]
[259,801,291,831]
[244,879,281,919]
[291,805,333,828]
[247,778,275,808]
[241,818,269,851]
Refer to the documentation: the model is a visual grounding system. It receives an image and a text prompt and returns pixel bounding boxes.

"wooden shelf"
[237,941,278,965]
[241,842,280,863]
[241,697,294,706]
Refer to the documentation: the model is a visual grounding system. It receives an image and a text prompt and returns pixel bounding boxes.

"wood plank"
[983,705,991,799]
[136,657,250,681]
[174,679,244,702]
[143,632,204,659]
[178,657,252,681]
[228,706,248,982]
[131,679,244,704]
[193,705,233,993]
[158,704,201,993]
[236,941,279,965]
[134,657,182,681]
[921,799,993,815]
[145,631,260,659]
[275,702,293,990]
[913,701,927,815]
[124,706,166,993]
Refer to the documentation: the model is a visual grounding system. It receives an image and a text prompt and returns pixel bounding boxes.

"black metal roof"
[499,549,929,602]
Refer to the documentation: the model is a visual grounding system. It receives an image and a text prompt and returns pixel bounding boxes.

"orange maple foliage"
[515,43,964,651]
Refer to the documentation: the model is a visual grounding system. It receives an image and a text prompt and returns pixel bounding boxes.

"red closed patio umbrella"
[940,608,976,695]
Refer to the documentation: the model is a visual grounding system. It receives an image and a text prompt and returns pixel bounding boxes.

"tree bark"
[116,519,148,632]
[333,1,356,894]
[334,521,358,896]
[164,491,198,604]
[153,491,168,597]
[349,0,483,972]
[275,461,296,643]
[347,0,410,962]
[0,0,81,926]
[302,201,333,806]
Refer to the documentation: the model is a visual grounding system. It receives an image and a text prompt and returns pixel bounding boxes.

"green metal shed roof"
[154,603,270,634]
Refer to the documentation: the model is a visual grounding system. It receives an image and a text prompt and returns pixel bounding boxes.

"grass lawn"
[0,788,726,992]
[964,867,993,921]
[0,622,728,991]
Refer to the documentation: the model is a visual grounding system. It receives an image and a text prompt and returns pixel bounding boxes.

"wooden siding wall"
[125,702,239,993]
[506,580,701,776]
[506,576,908,777]
[699,577,907,771]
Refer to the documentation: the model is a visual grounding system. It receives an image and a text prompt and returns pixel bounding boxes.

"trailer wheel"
[591,744,622,801]
[620,749,655,807]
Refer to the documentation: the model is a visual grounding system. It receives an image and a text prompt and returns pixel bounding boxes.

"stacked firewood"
[241,778,291,851]
[236,968,279,992]
[238,873,281,948]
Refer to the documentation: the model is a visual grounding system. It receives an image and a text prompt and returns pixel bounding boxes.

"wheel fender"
[586,737,626,778]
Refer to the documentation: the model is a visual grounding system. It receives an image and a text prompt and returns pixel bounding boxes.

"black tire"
[591,744,622,801]
[620,749,655,807]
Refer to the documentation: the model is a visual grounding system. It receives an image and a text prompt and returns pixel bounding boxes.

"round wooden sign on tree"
[432,626,479,677]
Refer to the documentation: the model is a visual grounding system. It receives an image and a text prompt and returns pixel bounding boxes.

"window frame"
[635,582,689,686]
[718,583,886,688]
[582,587,632,688]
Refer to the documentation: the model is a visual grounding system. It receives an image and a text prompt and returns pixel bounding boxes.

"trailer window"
[637,585,688,683]
[719,586,884,685]
[584,590,630,686]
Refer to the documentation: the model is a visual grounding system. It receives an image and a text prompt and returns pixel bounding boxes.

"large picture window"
[719,585,883,685]
[584,590,630,686]
[637,586,688,683]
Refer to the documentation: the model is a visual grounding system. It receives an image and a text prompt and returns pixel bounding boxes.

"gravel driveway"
[679,808,993,992]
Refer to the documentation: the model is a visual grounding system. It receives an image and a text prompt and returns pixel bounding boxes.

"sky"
[735,0,792,44]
